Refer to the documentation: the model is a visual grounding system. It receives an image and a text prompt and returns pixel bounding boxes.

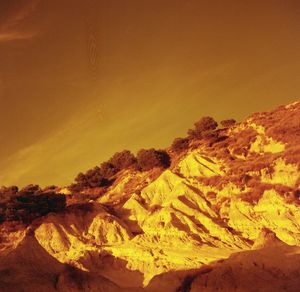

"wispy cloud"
[0,31,37,42]
[0,0,40,42]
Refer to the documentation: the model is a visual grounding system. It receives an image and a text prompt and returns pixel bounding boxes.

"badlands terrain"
[0,101,300,291]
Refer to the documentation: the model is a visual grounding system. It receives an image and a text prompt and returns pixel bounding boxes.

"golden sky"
[0,0,299,187]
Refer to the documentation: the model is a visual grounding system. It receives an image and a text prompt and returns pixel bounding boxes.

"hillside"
[0,101,300,291]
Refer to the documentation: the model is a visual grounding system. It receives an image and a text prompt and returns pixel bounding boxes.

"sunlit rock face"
[0,101,300,291]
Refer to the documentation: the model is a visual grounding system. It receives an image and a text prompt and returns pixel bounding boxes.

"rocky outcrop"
[0,101,300,291]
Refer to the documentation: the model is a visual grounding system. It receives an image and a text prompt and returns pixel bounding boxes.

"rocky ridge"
[0,101,300,291]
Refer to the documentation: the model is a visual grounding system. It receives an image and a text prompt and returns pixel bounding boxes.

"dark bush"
[171,137,189,153]
[75,172,89,187]
[71,150,137,192]
[108,150,137,170]
[43,185,59,192]
[85,167,104,187]
[0,186,19,205]
[195,116,218,132]
[137,148,171,171]
[187,128,197,139]
[0,186,17,196]
[201,130,218,139]
[74,164,114,190]
[0,186,18,194]
[188,116,218,139]
[220,119,236,128]
[99,162,118,178]
[68,183,83,193]
[0,188,66,224]
[19,184,41,195]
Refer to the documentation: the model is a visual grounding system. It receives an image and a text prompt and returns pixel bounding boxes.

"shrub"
[0,189,66,224]
[75,172,89,187]
[137,148,171,171]
[0,186,19,205]
[220,119,236,128]
[68,183,83,193]
[43,185,58,192]
[201,130,219,139]
[19,184,41,195]
[188,116,218,139]
[195,116,218,132]
[187,128,197,139]
[0,186,18,195]
[72,150,137,191]
[74,164,114,190]
[85,167,105,187]
[99,162,118,179]
[171,137,189,153]
[108,150,137,170]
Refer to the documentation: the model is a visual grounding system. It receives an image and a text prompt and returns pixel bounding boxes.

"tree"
[43,185,58,192]
[0,186,19,205]
[99,162,118,179]
[195,116,218,132]
[0,186,19,194]
[74,164,114,189]
[75,172,88,187]
[108,150,137,170]
[19,184,41,195]
[137,149,171,171]
[171,137,189,153]
[0,188,66,224]
[220,119,236,128]
[188,116,218,139]
[187,128,197,139]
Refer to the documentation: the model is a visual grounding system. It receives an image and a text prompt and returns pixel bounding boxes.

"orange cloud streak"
[0,0,39,42]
